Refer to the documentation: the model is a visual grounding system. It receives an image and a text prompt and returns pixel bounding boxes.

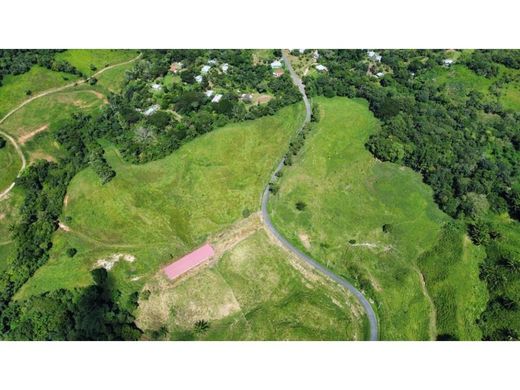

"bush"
[295,201,307,211]
[66,248,77,258]
[0,136,6,149]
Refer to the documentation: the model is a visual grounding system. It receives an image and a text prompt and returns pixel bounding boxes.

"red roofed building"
[163,244,215,280]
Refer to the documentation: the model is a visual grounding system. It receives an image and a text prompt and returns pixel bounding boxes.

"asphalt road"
[260,51,379,341]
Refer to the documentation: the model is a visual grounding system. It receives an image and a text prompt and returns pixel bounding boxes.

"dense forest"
[304,49,520,340]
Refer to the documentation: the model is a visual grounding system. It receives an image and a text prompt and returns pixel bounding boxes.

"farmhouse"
[221,63,229,73]
[443,58,454,67]
[271,59,283,69]
[376,72,385,78]
[201,65,211,74]
[151,83,162,91]
[204,90,214,97]
[169,62,183,73]
[211,94,223,103]
[240,93,253,103]
[208,59,218,65]
[195,75,203,83]
[315,64,328,72]
[163,244,215,280]
[143,104,160,116]
[368,50,382,62]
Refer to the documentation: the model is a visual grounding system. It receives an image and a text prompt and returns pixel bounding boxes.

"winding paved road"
[0,53,142,200]
[260,50,379,341]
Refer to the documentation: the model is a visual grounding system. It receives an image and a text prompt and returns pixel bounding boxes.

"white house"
[151,83,162,91]
[443,59,454,67]
[376,72,385,78]
[240,93,253,103]
[368,50,382,62]
[221,63,229,73]
[211,94,223,103]
[312,50,320,60]
[201,65,211,74]
[208,59,218,65]
[143,104,160,116]
[315,64,328,72]
[195,75,203,83]
[271,60,283,69]
[204,90,214,97]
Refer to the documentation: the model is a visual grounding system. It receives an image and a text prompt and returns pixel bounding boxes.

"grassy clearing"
[15,103,305,301]
[269,97,485,340]
[418,223,487,340]
[501,82,520,111]
[95,62,134,94]
[0,66,78,118]
[0,188,24,272]
[138,229,367,340]
[0,140,21,192]
[55,49,138,77]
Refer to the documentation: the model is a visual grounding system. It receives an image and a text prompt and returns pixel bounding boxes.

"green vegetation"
[15,103,304,301]
[0,138,20,191]
[0,66,79,118]
[269,97,486,340]
[55,49,138,76]
[139,230,367,341]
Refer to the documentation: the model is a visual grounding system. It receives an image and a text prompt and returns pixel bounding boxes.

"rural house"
[271,59,283,68]
[201,65,211,74]
[211,94,223,103]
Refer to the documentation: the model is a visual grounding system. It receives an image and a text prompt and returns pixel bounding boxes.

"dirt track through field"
[0,53,142,201]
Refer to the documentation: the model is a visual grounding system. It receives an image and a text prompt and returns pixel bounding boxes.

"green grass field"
[0,139,21,192]
[15,103,306,301]
[0,89,105,162]
[0,66,79,118]
[0,188,24,272]
[138,230,368,340]
[269,97,486,340]
[55,49,138,77]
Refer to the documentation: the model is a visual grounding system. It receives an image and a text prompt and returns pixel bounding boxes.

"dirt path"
[18,124,49,145]
[415,267,437,340]
[0,53,142,201]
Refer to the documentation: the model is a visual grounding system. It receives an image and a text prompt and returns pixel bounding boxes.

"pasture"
[0,66,78,118]
[268,97,486,340]
[15,103,306,301]
[138,229,368,340]
[0,139,21,193]
[55,49,138,76]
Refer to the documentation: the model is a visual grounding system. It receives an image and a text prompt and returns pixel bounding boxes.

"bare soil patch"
[18,124,48,145]
[95,253,136,271]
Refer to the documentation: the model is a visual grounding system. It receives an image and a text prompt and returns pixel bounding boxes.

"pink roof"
[163,244,215,280]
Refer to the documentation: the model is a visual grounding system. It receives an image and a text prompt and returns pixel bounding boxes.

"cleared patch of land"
[138,229,367,340]
[269,97,486,340]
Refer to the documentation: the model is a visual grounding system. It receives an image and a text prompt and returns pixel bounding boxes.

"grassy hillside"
[0,188,24,272]
[269,97,486,340]
[15,103,305,300]
[0,139,21,192]
[0,66,78,118]
[55,49,138,77]
[138,230,368,340]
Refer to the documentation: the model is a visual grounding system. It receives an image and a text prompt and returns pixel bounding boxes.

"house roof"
[163,244,215,280]
[195,75,203,83]
[271,60,283,68]
[211,94,223,103]
[201,65,211,74]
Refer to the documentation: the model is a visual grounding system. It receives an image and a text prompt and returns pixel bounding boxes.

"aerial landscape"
[0,49,519,341]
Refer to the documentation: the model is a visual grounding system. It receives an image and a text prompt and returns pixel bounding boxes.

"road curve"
[0,53,142,200]
[260,50,379,341]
